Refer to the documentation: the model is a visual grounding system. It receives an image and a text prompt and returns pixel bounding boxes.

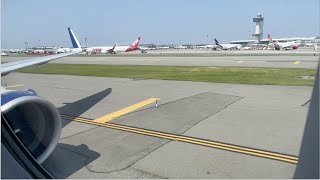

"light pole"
[206,34,209,44]
[24,42,29,50]
[84,38,88,48]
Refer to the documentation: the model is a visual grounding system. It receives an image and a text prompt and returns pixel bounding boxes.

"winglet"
[68,27,81,49]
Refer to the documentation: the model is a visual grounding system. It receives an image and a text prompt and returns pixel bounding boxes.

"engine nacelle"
[1,89,61,164]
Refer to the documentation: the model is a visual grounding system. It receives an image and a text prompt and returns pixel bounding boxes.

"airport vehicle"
[268,34,299,50]
[1,27,82,178]
[85,36,141,54]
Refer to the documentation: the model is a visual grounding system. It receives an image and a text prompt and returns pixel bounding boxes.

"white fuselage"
[156,47,169,50]
[139,47,153,50]
[85,45,130,53]
[269,41,299,50]
[114,46,130,52]
[56,48,71,53]
[219,44,242,50]
[206,44,241,50]
[85,46,113,53]
[281,41,299,49]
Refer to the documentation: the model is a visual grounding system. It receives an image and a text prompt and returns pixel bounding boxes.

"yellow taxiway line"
[4,84,24,88]
[93,98,159,123]
[61,114,299,164]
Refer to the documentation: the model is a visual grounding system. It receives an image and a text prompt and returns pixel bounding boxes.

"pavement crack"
[179,95,245,135]
[125,95,245,170]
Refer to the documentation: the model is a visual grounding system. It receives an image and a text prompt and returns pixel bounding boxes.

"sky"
[1,0,319,48]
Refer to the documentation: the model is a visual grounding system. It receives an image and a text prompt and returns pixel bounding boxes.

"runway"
[2,72,312,178]
[2,55,318,68]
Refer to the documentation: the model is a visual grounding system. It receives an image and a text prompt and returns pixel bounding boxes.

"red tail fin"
[126,37,141,52]
[130,37,141,48]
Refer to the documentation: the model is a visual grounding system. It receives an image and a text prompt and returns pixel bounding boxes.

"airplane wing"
[1,28,81,76]
[1,50,81,75]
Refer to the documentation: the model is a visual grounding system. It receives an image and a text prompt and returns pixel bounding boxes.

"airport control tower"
[252,13,264,43]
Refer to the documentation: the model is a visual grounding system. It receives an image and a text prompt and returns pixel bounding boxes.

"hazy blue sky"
[1,0,319,48]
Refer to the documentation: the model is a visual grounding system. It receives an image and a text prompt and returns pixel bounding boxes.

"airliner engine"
[1,89,61,164]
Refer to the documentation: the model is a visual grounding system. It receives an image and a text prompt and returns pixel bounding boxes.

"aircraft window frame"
[1,114,53,179]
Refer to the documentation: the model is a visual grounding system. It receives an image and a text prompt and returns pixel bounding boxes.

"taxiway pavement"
[1,72,312,178]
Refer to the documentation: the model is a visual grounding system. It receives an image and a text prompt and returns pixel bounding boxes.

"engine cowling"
[1,89,61,164]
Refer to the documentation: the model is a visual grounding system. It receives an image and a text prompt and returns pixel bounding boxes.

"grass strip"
[17,64,316,86]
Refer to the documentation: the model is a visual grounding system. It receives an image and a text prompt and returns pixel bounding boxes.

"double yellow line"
[61,114,298,164]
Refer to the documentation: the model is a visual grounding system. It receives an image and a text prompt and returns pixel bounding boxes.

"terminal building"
[230,36,320,46]
[230,13,320,46]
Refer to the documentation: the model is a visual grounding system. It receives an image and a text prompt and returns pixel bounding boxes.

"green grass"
[17,64,316,86]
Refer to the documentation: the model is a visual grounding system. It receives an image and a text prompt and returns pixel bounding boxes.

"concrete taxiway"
[2,72,312,178]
